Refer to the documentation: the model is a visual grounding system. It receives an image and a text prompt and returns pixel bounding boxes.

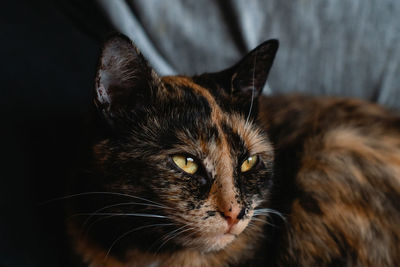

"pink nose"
[221,207,246,227]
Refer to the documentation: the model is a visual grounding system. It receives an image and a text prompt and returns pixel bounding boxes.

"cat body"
[259,95,400,266]
[67,35,400,266]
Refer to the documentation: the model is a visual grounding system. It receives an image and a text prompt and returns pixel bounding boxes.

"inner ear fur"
[94,34,161,117]
[231,39,279,97]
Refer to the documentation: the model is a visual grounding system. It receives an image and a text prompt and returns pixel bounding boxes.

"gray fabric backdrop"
[97,0,400,109]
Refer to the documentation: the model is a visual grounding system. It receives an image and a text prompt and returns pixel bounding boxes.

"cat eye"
[240,155,259,172]
[172,155,199,174]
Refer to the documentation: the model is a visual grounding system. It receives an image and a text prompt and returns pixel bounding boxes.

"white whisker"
[70,212,167,219]
[156,226,194,253]
[179,227,203,247]
[39,191,172,210]
[251,216,278,228]
[81,201,169,231]
[246,54,257,124]
[105,223,174,260]
[149,224,189,254]
[81,215,115,238]
[254,208,286,222]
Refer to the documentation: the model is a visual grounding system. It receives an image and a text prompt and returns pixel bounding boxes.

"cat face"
[75,35,278,255]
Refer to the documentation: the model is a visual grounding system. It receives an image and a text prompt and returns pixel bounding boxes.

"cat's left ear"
[229,39,279,97]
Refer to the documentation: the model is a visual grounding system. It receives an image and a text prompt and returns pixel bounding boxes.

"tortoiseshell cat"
[67,34,400,266]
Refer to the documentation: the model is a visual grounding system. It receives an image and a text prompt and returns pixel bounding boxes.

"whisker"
[247,222,258,230]
[245,222,265,236]
[179,227,203,247]
[254,208,286,221]
[81,215,115,238]
[149,224,188,253]
[156,226,194,253]
[104,223,175,260]
[81,201,169,231]
[251,216,279,228]
[81,212,173,240]
[70,212,167,219]
[39,191,172,210]
[246,53,257,124]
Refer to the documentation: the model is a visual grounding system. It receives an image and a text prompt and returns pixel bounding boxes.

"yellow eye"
[240,155,259,172]
[172,155,199,174]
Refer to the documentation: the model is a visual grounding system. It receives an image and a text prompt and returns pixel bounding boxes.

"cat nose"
[221,207,246,227]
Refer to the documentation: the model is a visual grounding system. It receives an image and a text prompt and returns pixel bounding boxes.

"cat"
[66,34,400,266]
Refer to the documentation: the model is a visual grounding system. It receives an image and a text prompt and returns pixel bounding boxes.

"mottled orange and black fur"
[258,95,400,266]
[67,34,400,266]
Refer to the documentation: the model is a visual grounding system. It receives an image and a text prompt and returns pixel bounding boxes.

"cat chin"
[192,233,237,253]
[189,219,250,252]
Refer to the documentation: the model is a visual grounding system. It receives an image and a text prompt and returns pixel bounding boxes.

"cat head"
[76,34,278,256]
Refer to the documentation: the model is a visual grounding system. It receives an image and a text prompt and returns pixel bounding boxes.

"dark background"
[1,1,104,265]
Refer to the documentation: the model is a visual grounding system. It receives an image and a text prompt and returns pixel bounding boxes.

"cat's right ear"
[94,34,160,121]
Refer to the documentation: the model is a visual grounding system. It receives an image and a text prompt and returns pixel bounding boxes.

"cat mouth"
[225,225,239,235]
[213,232,237,238]
[224,231,239,237]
